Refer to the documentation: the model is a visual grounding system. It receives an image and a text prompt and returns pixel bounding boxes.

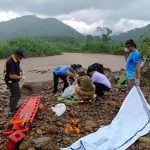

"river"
[0,53,126,82]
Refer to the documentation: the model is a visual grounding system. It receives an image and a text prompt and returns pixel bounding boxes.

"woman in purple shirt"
[87,67,111,97]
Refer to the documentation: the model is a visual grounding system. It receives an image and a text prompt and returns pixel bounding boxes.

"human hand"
[20,71,26,76]
[135,79,140,86]
[20,76,26,82]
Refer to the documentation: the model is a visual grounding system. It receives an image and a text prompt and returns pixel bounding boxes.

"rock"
[85,120,97,128]
[0,107,3,112]
[40,126,45,130]
[62,137,69,145]
[0,121,6,125]
[27,148,35,150]
[84,126,93,132]
[139,137,150,143]
[19,141,30,150]
[48,127,59,135]
[105,100,120,108]
[41,70,47,74]
[56,121,63,127]
[32,137,50,148]
[36,128,43,135]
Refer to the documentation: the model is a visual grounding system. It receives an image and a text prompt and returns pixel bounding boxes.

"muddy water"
[0,53,126,82]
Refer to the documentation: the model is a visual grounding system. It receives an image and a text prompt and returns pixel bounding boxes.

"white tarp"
[61,86,150,150]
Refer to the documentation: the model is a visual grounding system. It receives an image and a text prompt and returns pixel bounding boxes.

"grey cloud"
[0,0,150,33]
[0,0,139,16]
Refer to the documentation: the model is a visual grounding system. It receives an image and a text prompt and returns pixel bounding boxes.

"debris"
[51,103,66,116]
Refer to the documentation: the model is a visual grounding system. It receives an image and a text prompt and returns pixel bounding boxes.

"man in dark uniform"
[4,49,25,117]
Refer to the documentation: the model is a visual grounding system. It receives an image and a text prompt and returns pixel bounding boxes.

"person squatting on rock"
[87,67,111,97]
[3,49,26,117]
[75,71,95,103]
[125,39,142,89]
[52,64,78,96]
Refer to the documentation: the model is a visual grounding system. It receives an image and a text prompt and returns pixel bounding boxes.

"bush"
[0,38,61,58]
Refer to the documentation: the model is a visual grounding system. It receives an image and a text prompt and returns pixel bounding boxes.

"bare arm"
[135,64,140,79]
[66,70,74,77]
[66,70,77,85]
[9,74,22,80]
[66,76,71,85]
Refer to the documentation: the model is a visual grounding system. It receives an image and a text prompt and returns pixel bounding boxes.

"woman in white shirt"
[88,68,111,97]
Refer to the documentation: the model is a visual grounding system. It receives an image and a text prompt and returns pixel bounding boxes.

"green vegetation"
[0,37,123,58]
[0,15,149,62]
[138,37,150,67]
[0,38,61,58]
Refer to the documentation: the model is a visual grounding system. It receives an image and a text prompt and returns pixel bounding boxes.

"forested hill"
[0,15,83,40]
[111,24,150,43]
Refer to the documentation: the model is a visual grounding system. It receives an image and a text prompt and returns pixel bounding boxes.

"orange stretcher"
[3,96,40,136]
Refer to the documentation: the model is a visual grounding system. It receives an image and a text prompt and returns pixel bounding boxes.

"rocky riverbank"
[0,69,150,150]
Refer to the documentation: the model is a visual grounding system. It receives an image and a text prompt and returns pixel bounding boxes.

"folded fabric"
[61,86,150,150]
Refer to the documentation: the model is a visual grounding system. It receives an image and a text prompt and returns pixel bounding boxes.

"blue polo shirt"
[53,66,70,76]
[126,50,142,79]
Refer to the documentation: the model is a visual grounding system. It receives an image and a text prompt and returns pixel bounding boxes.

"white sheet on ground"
[61,86,150,150]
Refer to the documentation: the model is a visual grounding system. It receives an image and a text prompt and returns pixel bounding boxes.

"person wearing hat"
[52,64,78,96]
[125,39,142,88]
[3,49,26,117]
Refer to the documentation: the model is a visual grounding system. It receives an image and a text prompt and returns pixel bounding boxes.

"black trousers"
[94,82,110,97]
[7,81,21,113]
[53,73,69,93]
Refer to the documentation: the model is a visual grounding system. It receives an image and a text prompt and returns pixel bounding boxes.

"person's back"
[92,71,111,89]
[53,66,70,76]
[4,55,20,84]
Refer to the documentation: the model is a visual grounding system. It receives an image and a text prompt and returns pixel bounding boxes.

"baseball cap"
[125,39,135,46]
[14,49,26,58]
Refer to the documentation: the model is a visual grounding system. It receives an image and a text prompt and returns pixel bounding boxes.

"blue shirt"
[126,50,142,79]
[53,66,70,76]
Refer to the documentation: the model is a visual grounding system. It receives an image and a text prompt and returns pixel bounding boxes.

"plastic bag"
[51,103,66,116]
[62,85,76,97]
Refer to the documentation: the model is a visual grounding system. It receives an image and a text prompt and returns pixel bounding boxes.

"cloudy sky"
[0,0,150,35]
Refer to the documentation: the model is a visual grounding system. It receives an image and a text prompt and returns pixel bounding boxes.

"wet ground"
[0,68,150,150]
[0,53,126,83]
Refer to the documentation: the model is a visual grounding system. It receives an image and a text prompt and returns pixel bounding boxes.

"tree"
[86,35,93,43]
[139,37,150,68]
[68,37,76,45]
[96,27,112,42]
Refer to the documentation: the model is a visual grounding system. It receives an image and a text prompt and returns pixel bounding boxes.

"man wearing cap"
[4,49,25,117]
[125,39,142,88]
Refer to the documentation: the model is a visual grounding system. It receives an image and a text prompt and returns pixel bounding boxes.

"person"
[88,67,111,97]
[3,49,26,117]
[75,71,95,103]
[125,39,142,88]
[52,64,78,96]
[76,64,83,75]
[87,63,104,74]
[68,64,83,84]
